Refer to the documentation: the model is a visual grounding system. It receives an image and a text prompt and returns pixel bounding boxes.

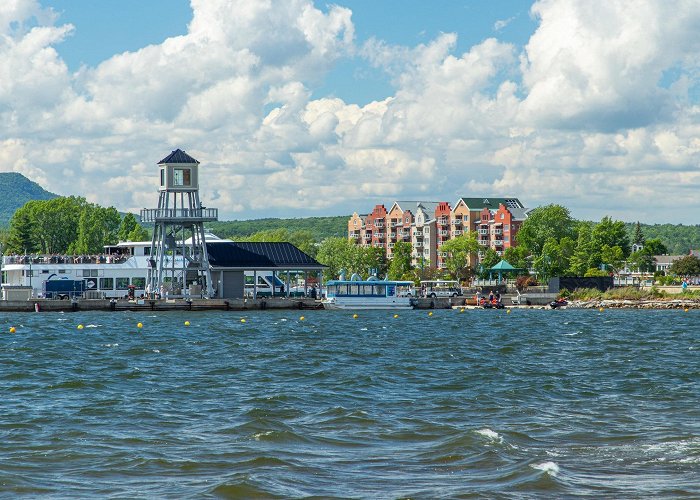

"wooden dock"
[0,298,325,313]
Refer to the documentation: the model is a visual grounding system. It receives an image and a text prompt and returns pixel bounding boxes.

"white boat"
[322,275,414,310]
[2,241,153,299]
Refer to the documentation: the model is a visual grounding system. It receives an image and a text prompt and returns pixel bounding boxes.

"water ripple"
[0,309,698,497]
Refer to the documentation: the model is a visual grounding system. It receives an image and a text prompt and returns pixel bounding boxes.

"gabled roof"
[159,149,199,165]
[206,241,324,270]
[395,200,440,215]
[458,197,523,210]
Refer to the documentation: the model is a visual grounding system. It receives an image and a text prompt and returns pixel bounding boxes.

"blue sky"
[46,0,537,105]
[3,0,700,223]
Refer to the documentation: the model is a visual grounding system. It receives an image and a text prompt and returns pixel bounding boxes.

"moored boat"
[322,275,414,310]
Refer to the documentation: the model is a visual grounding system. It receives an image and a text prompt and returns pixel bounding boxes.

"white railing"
[140,208,218,222]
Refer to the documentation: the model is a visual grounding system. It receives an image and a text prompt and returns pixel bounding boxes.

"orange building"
[348,197,527,270]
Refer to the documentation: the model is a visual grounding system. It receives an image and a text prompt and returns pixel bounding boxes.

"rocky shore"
[570,299,700,309]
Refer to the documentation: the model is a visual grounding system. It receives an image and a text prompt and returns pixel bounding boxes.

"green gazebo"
[489,259,522,283]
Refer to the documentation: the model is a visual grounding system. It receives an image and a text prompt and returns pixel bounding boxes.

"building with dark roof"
[206,241,324,298]
[348,197,528,270]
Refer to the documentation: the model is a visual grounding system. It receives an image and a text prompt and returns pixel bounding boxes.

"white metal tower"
[140,149,218,298]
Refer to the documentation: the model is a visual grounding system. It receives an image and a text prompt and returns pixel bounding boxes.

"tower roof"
[159,149,199,165]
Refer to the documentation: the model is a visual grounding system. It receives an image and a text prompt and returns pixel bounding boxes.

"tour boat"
[322,274,415,310]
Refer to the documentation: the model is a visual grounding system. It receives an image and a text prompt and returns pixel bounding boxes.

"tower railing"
[140,208,218,222]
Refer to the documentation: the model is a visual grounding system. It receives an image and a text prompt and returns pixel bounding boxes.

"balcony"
[140,207,218,223]
[493,239,503,246]
[375,233,385,238]
[388,243,394,248]
[439,230,449,236]
[374,221,384,228]
[452,219,462,225]
[438,217,449,225]
[493,229,503,235]
[390,233,396,238]
[414,231,422,237]
[479,239,489,245]
[363,234,372,240]
[478,229,489,235]
[414,242,423,248]
[453,230,462,236]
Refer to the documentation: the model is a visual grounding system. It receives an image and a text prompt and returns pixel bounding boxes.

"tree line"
[3,197,149,255]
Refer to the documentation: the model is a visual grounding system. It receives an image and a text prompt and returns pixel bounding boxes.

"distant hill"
[207,216,349,242]
[0,172,57,226]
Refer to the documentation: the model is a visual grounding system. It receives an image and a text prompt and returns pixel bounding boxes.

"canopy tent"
[489,259,524,283]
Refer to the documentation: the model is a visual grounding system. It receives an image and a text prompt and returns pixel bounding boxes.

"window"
[500,213,505,219]
[425,227,430,234]
[116,277,130,290]
[132,277,146,289]
[173,168,191,187]
[100,278,114,290]
[25,270,34,277]
[160,168,165,186]
[81,269,98,277]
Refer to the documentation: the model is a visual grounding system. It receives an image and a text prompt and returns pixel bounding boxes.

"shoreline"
[570,298,699,309]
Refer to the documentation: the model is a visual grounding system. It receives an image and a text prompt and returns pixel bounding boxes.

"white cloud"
[0,0,699,224]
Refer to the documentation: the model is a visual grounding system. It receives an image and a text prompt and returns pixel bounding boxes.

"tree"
[316,237,357,280]
[633,221,645,246]
[641,238,667,256]
[515,204,576,256]
[478,248,501,278]
[568,223,594,276]
[29,197,86,254]
[503,245,529,271]
[600,244,625,275]
[362,246,388,278]
[73,206,121,254]
[440,232,480,283]
[533,237,567,282]
[388,241,412,280]
[118,213,140,242]
[6,204,36,253]
[592,216,631,257]
[628,250,655,273]
[128,225,150,242]
[669,255,700,276]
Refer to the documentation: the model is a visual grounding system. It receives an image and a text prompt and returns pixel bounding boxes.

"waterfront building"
[348,197,528,270]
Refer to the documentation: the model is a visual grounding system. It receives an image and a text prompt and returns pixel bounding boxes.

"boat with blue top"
[322,273,414,310]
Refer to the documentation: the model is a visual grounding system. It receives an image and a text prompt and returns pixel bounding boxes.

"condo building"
[348,197,528,269]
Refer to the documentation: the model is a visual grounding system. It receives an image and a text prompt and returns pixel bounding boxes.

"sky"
[2,0,700,224]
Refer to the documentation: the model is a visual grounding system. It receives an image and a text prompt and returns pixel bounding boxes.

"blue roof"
[206,242,324,269]
[159,149,199,165]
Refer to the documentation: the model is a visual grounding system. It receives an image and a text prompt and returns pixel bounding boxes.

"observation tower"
[140,149,218,297]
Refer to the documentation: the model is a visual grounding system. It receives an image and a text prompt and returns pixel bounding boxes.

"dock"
[0,298,325,313]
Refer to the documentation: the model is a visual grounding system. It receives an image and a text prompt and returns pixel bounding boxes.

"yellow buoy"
[599,307,604,312]
[460,308,465,313]
[184,321,190,326]
[9,326,16,333]
[241,318,246,323]
[299,316,305,321]
[684,308,689,312]
[428,311,433,316]
[506,309,511,314]
[353,314,358,319]
[77,324,84,330]
[137,322,143,329]
[393,314,399,318]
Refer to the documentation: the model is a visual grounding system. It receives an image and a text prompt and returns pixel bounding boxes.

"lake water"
[1,309,698,498]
